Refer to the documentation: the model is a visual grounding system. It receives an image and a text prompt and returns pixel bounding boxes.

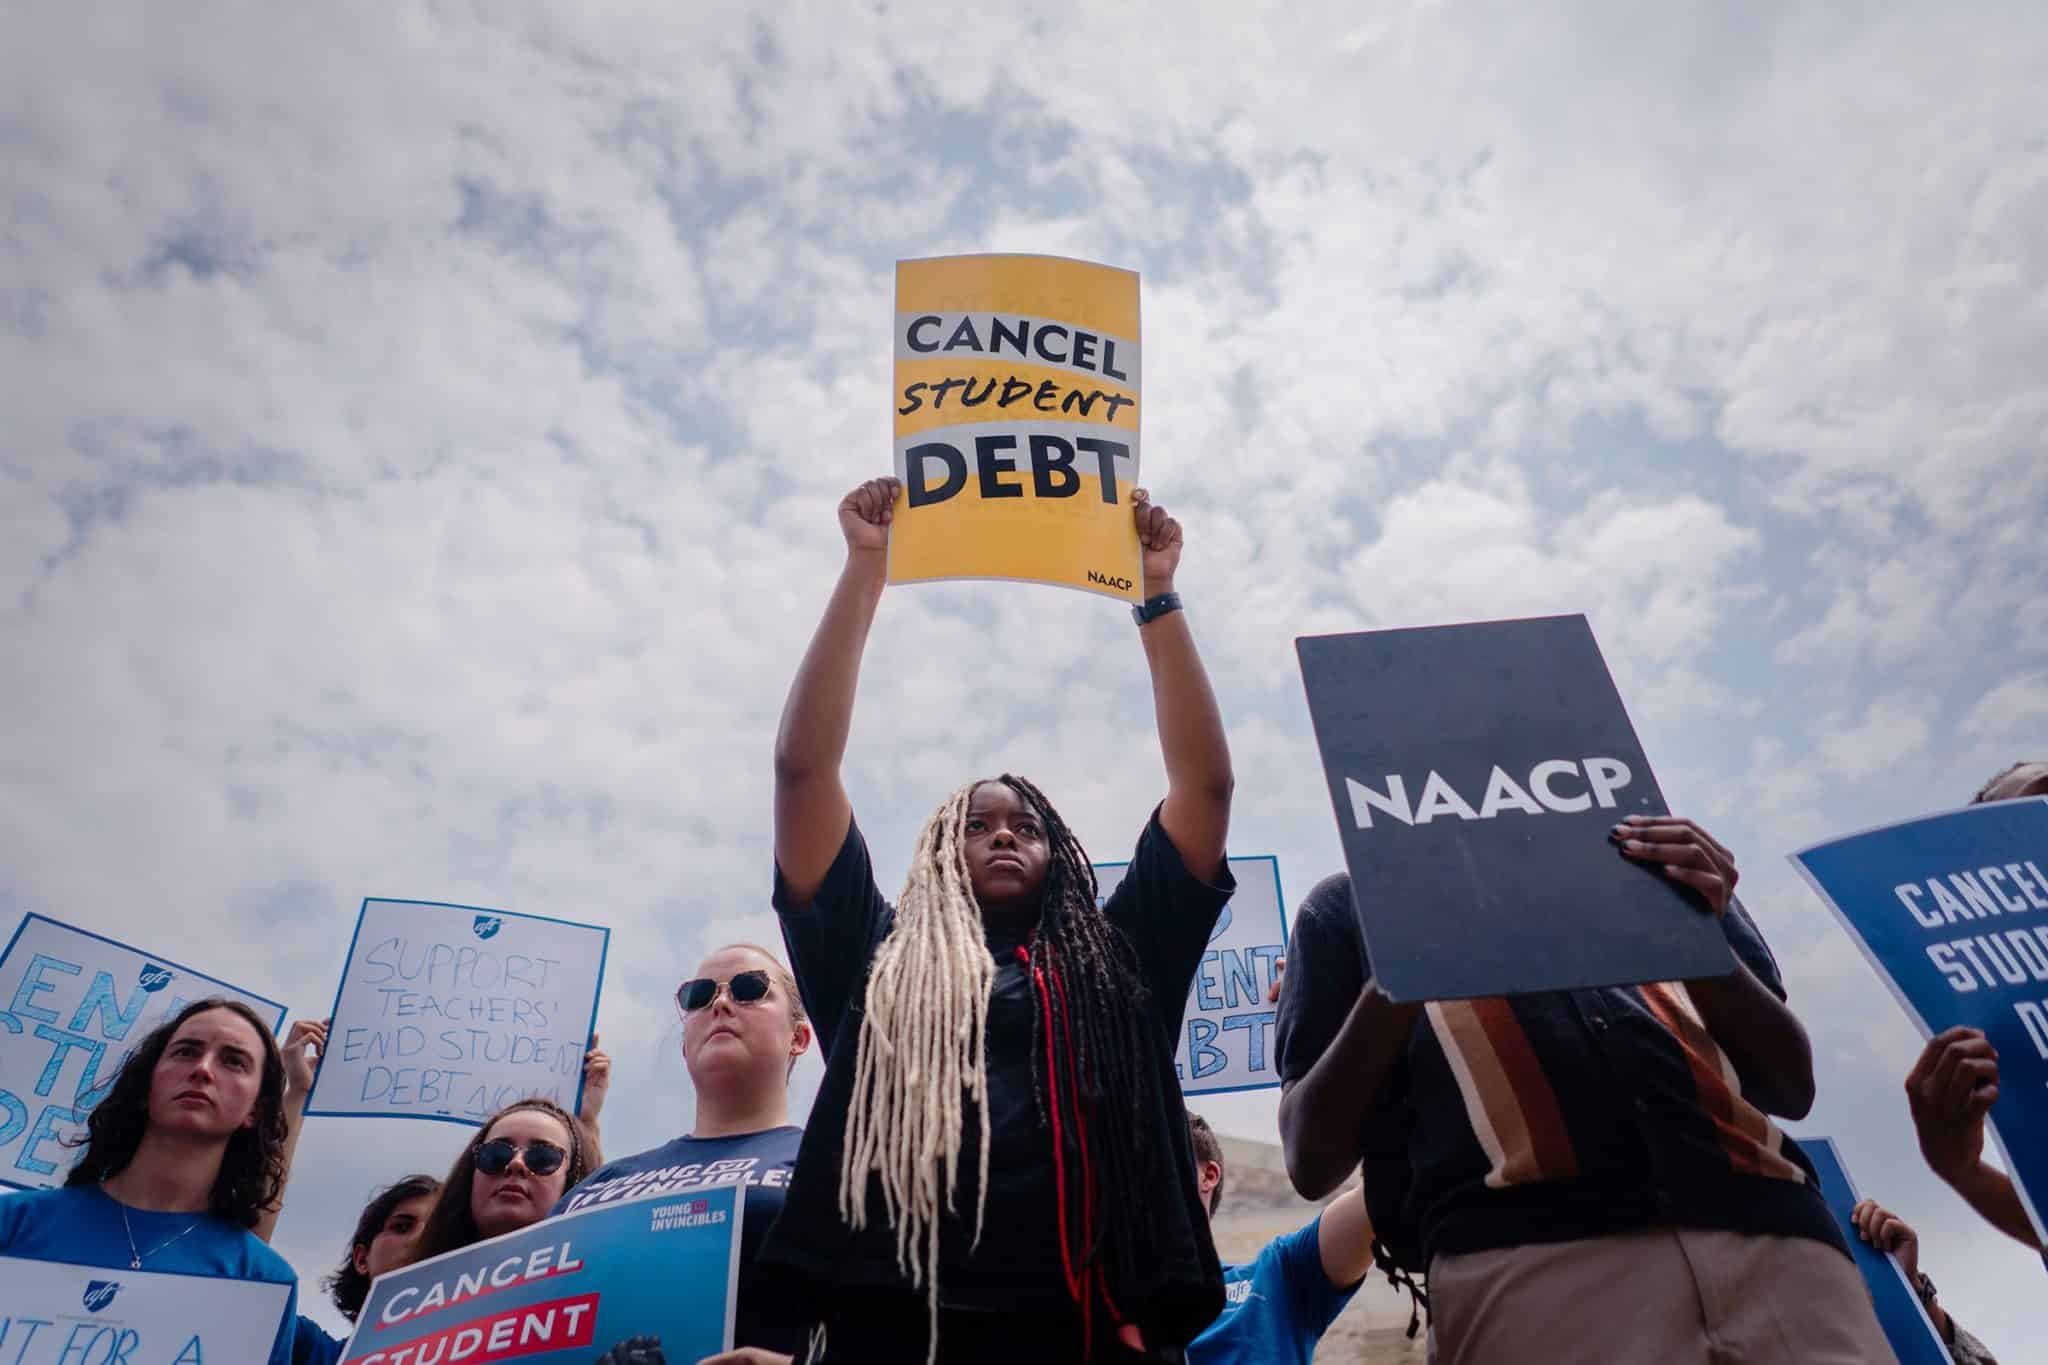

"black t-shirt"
[1274,873,1847,1264]
[765,807,1233,1348]
[550,1127,803,1354]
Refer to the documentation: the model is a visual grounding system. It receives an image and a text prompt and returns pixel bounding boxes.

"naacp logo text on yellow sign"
[889,254,1142,601]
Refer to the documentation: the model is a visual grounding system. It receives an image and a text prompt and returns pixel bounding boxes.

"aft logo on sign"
[1345,758,1634,829]
[138,963,174,993]
[83,1280,123,1312]
[472,915,503,940]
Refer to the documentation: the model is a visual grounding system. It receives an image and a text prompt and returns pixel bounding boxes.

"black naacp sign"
[1296,615,1735,1000]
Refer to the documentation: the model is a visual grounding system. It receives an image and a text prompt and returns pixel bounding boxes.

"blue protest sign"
[1095,854,1287,1095]
[307,898,610,1127]
[340,1179,742,1364]
[0,914,288,1190]
[1295,616,1735,1001]
[0,1254,293,1363]
[1793,797,2048,1245]
[1800,1138,1950,1364]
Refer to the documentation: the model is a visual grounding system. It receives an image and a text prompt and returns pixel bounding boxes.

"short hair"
[325,1174,440,1320]
[1187,1111,1225,1215]
[64,998,288,1228]
[1973,760,2046,804]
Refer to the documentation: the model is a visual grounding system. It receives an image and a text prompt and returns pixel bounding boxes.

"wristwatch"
[1132,591,1183,626]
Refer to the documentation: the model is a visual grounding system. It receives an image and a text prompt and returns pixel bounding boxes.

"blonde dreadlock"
[840,781,996,1343]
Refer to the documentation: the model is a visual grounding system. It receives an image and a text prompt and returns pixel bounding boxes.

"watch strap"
[1132,591,1183,626]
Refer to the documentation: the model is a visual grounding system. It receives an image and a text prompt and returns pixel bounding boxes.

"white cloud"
[4,0,2046,1348]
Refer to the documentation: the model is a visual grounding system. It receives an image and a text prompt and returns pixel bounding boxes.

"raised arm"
[773,477,896,904]
[1907,1028,2044,1251]
[256,1017,326,1243]
[576,1033,610,1171]
[1616,815,1816,1118]
[1316,1184,1376,1289]
[1132,490,1232,881]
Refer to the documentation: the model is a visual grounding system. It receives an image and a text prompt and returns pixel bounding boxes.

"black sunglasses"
[474,1138,568,1177]
[676,969,773,1013]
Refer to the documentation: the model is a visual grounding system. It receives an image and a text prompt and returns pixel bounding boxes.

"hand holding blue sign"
[1905,1027,2041,1251]
[1800,1138,1952,1364]
[1794,797,2048,1250]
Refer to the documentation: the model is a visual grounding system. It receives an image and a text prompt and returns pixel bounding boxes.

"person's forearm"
[578,1116,604,1173]
[1280,989,1420,1200]
[254,1096,308,1243]
[1139,593,1232,875]
[1950,1160,2044,1250]
[1684,964,1816,1118]
[773,551,885,784]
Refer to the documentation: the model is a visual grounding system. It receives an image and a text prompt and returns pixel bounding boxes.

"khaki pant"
[1428,1228,1898,1365]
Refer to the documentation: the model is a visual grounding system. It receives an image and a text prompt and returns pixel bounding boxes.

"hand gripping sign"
[0,914,287,1190]
[0,1256,292,1364]
[1799,1138,1951,1365]
[306,899,609,1127]
[889,253,1144,602]
[1296,615,1736,1001]
[340,1179,743,1364]
[1095,855,1288,1095]
[1793,797,2048,1247]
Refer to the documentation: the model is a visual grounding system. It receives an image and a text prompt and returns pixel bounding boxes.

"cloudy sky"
[5,0,2045,1345]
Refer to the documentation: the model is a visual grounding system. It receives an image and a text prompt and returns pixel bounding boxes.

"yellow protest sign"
[889,253,1143,602]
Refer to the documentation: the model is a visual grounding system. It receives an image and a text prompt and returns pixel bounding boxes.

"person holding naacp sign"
[1273,821,1894,1364]
[767,476,1234,1363]
[552,942,815,1365]
[0,997,302,1365]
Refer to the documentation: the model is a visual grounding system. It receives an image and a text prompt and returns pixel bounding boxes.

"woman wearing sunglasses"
[551,944,813,1365]
[767,479,1234,1362]
[0,998,301,1365]
[404,1097,594,1265]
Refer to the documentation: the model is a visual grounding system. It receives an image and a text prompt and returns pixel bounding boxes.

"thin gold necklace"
[108,1189,201,1269]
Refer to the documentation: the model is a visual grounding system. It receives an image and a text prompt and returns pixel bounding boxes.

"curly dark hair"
[406,1098,592,1265]
[325,1173,441,1321]
[63,997,288,1229]
[1973,760,2046,805]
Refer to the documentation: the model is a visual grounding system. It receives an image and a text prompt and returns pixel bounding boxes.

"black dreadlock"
[1000,774,1174,1335]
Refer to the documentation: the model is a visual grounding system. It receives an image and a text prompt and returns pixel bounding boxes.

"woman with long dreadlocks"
[765,475,1236,1363]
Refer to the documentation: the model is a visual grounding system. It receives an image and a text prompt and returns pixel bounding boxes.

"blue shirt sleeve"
[257,1247,302,1365]
[1273,1214,1360,1339]
[293,1315,344,1365]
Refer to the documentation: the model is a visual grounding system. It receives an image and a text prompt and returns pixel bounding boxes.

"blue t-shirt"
[1188,1214,1360,1365]
[550,1125,802,1353]
[292,1315,345,1365]
[0,1184,299,1365]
